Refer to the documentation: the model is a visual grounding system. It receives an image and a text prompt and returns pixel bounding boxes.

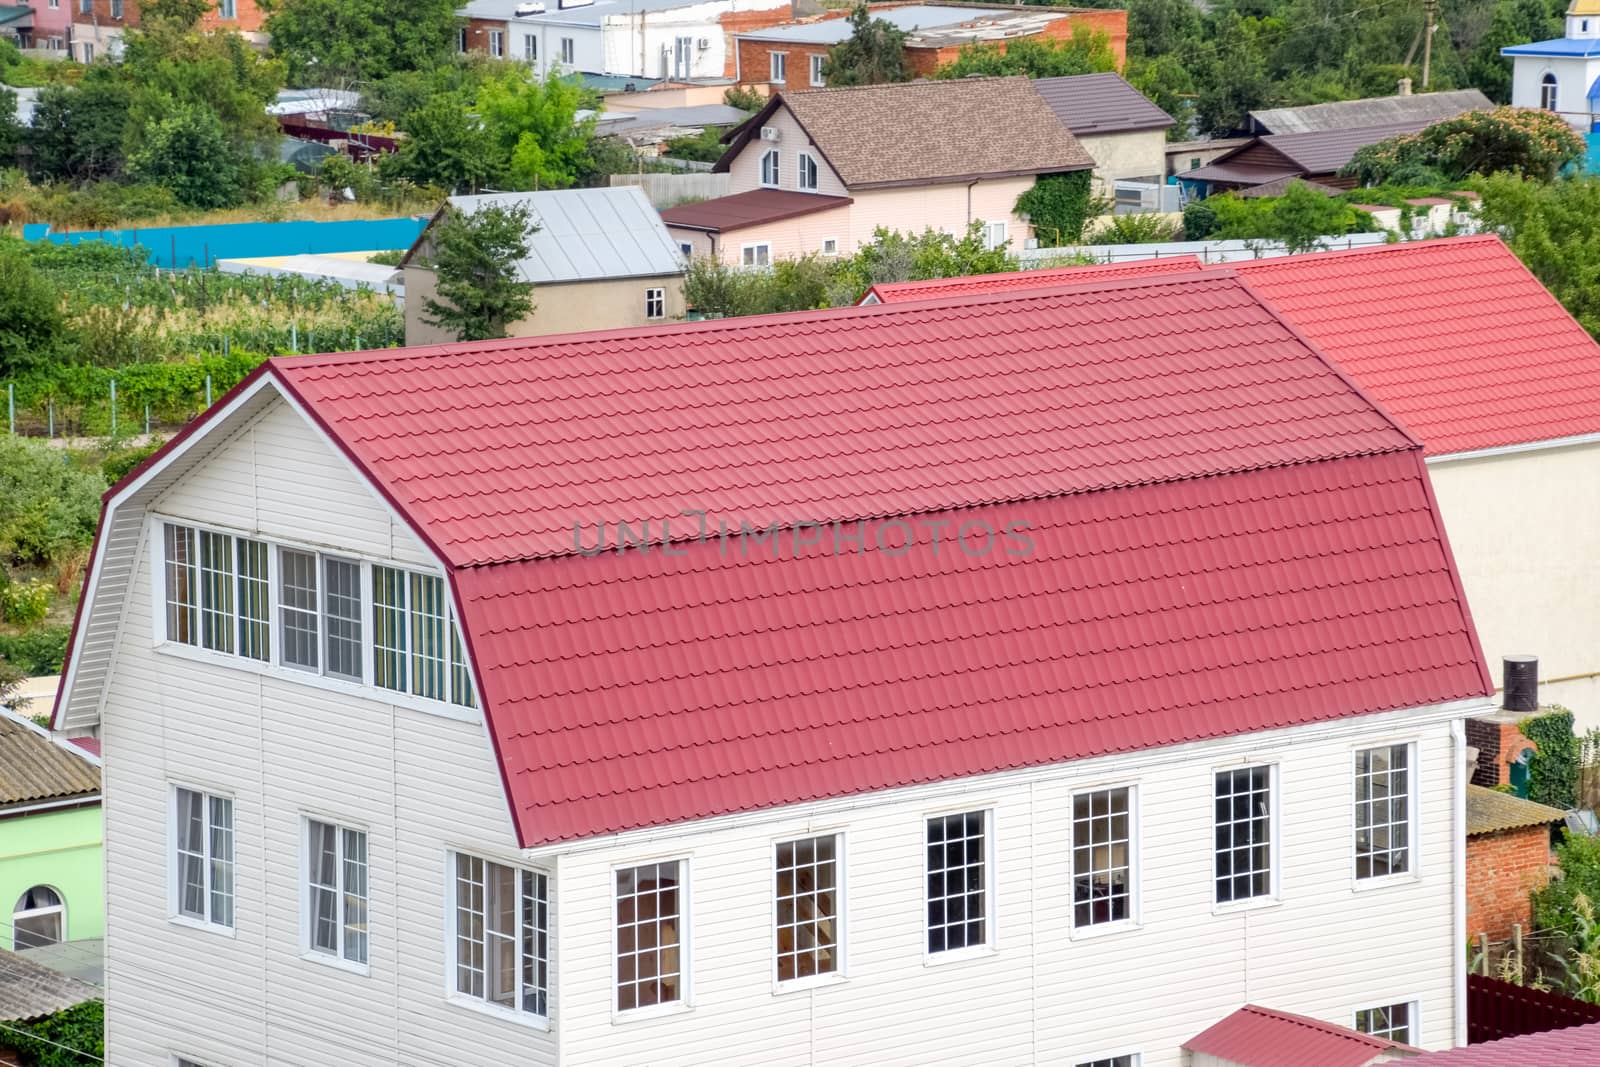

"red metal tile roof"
[1408,1021,1600,1064]
[266,272,1490,846]
[861,256,1202,304]
[1184,1005,1420,1066]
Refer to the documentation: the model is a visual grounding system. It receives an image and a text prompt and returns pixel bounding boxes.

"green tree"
[263,0,462,83]
[26,74,134,183]
[127,105,247,209]
[1126,53,1194,138]
[935,31,1117,79]
[379,97,499,193]
[822,3,910,87]
[1344,106,1585,185]
[0,252,67,380]
[1194,13,1273,135]
[663,126,731,164]
[1127,0,1202,58]
[422,203,538,341]
[1477,172,1600,334]
[0,436,105,568]
[1014,170,1096,247]
[475,69,595,190]
[0,88,19,166]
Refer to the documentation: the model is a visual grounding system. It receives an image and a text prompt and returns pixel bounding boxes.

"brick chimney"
[1398,77,1413,96]
[1465,656,1542,788]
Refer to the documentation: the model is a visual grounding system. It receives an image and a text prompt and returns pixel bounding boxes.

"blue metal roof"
[1501,37,1600,57]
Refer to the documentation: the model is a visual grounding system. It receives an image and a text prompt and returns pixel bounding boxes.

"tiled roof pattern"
[1185,1005,1418,1067]
[0,948,99,1023]
[779,77,1094,186]
[1467,783,1566,836]
[1407,1021,1600,1064]
[863,256,1201,303]
[0,714,100,807]
[1032,72,1175,134]
[1234,235,1600,454]
[272,272,1490,846]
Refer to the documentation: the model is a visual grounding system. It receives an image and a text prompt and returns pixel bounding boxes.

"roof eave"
[849,163,1093,190]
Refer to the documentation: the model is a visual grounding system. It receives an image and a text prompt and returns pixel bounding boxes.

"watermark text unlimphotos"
[572,509,1034,559]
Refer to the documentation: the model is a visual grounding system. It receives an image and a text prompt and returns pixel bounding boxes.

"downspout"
[966,178,978,225]
[1451,717,1468,1048]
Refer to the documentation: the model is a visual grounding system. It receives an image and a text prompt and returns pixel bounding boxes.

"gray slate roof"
[0,947,99,1022]
[1032,73,1175,136]
[442,187,684,285]
[1467,784,1566,837]
[1248,89,1492,135]
[0,713,99,809]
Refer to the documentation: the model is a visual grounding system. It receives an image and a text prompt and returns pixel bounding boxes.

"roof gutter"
[1425,430,1600,465]
[1452,717,1468,1047]
[0,795,102,821]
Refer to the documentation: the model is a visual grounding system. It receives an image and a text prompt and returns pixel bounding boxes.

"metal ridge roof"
[1185,1005,1421,1066]
[1408,1020,1600,1063]
[861,255,1203,303]
[1032,72,1175,135]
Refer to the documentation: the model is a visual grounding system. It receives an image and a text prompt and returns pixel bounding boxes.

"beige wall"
[1426,441,1600,729]
[405,267,686,343]
[725,103,849,198]
[671,200,854,266]
[1077,129,1168,191]
[848,177,1036,250]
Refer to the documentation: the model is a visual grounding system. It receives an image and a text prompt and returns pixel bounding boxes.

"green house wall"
[0,803,104,949]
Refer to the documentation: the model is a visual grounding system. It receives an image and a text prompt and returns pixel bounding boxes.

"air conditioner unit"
[759,126,780,142]
[696,36,710,49]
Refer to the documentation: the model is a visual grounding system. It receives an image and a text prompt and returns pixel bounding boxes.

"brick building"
[1465,785,1563,944]
[735,2,1127,91]
[71,0,266,62]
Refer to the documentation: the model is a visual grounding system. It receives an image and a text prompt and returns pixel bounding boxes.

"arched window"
[1542,73,1559,112]
[13,886,64,949]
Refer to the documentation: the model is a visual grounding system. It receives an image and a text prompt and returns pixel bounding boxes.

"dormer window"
[760,148,780,187]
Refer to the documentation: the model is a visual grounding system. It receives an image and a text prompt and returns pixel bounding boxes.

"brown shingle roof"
[0,714,99,809]
[719,77,1093,189]
[0,947,99,1022]
[1467,784,1566,837]
[659,189,851,233]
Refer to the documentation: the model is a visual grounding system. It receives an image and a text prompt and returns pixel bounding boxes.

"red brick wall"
[460,17,505,57]
[736,37,833,90]
[903,8,1128,76]
[74,0,266,34]
[1467,825,1555,942]
[719,6,808,78]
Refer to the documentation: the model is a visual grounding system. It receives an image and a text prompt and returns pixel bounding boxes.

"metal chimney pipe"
[1503,655,1539,712]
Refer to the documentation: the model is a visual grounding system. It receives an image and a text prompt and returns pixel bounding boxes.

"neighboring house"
[0,945,99,1026]
[1406,1019,1600,1063]
[71,0,265,62]
[1502,0,1600,130]
[1032,72,1173,192]
[1167,136,1253,179]
[1244,89,1494,136]
[458,0,797,80]
[1184,1005,1421,1065]
[0,0,70,50]
[734,3,1128,92]
[54,267,1494,1064]
[858,236,1600,725]
[401,186,685,344]
[1464,786,1561,945]
[0,713,101,953]
[664,76,1094,263]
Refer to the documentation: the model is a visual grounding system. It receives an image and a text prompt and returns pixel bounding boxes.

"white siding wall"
[552,713,1462,1066]
[99,396,553,1066]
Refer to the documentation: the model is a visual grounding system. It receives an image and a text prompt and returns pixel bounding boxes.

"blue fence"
[21,216,430,269]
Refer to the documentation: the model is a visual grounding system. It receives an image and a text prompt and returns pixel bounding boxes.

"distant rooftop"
[1032,72,1173,136]
[461,0,786,27]
[737,3,1078,46]
[660,188,851,232]
[1248,89,1492,135]
[0,947,99,1023]
[0,712,99,811]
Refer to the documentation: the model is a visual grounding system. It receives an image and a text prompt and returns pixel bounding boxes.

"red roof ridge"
[1220,232,1501,272]
[1185,1003,1423,1067]
[1233,1003,1419,1050]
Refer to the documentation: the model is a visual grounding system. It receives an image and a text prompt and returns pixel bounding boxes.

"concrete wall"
[1077,128,1168,190]
[1508,54,1600,130]
[0,804,103,949]
[405,266,687,343]
[610,171,732,207]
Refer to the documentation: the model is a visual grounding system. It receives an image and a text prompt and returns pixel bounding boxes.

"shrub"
[1526,708,1580,810]
[0,435,106,567]
[1088,212,1183,245]
[1183,200,1219,241]
[0,576,51,627]
[1015,170,1095,247]
[1535,831,1600,938]
[0,626,72,675]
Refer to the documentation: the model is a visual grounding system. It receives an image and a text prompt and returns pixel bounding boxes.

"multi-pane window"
[645,288,666,319]
[489,29,504,57]
[198,530,234,653]
[1072,787,1132,928]
[175,787,234,929]
[769,51,786,82]
[616,861,684,1011]
[236,538,270,661]
[524,34,537,61]
[307,820,369,965]
[1355,1002,1414,1044]
[219,0,235,17]
[560,37,574,64]
[797,152,818,191]
[110,0,122,15]
[450,625,476,709]
[809,52,825,86]
[409,572,448,700]
[454,854,549,1017]
[742,243,771,268]
[1355,745,1411,879]
[760,149,779,187]
[926,811,986,953]
[1215,767,1272,903]
[984,221,1008,251]
[279,548,320,670]
[13,887,64,949]
[323,558,362,681]
[775,835,839,982]
[165,523,198,644]
[372,566,409,693]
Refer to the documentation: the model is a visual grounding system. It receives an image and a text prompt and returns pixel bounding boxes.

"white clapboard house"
[53,269,1493,1066]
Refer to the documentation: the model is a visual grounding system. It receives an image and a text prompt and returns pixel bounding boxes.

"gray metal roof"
[1248,90,1492,135]
[0,947,99,1023]
[1032,73,1174,135]
[738,5,1002,43]
[462,0,752,28]
[446,187,685,284]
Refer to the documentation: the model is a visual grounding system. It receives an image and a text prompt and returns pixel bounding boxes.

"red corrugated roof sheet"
[1407,1021,1600,1064]
[264,271,1489,846]
[860,256,1202,304]
[868,236,1600,456]
[1185,1005,1420,1066]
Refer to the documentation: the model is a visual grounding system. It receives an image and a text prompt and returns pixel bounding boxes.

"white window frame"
[759,148,779,188]
[770,51,786,83]
[809,52,825,86]
[771,831,846,992]
[560,37,575,65]
[489,29,504,58]
[612,855,692,1021]
[982,220,1007,251]
[218,0,235,18]
[169,783,235,935]
[796,151,819,192]
[740,242,771,268]
[301,816,370,972]
[444,851,552,1028]
[1541,73,1558,112]
[1353,999,1420,1045]
[922,805,997,965]
[1074,1051,1143,1067]
[645,287,666,320]
[524,33,537,61]
[1212,762,1280,912]
[1068,782,1140,938]
[821,237,839,257]
[149,514,478,723]
[1352,739,1418,889]
[12,886,65,949]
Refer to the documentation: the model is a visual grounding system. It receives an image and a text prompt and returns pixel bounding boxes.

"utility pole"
[1422,0,1438,90]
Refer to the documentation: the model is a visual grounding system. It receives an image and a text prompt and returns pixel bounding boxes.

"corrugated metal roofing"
[1408,1020,1600,1063]
[267,272,1490,845]
[861,255,1202,303]
[1249,89,1492,135]
[1033,72,1175,135]
[0,714,99,808]
[1466,784,1566,836]
[0,948,99,1023]
[1184,1005,1418,1066]
[1180,161,1302,186]
[445,187,684,284]
[1257,119,1441,175]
